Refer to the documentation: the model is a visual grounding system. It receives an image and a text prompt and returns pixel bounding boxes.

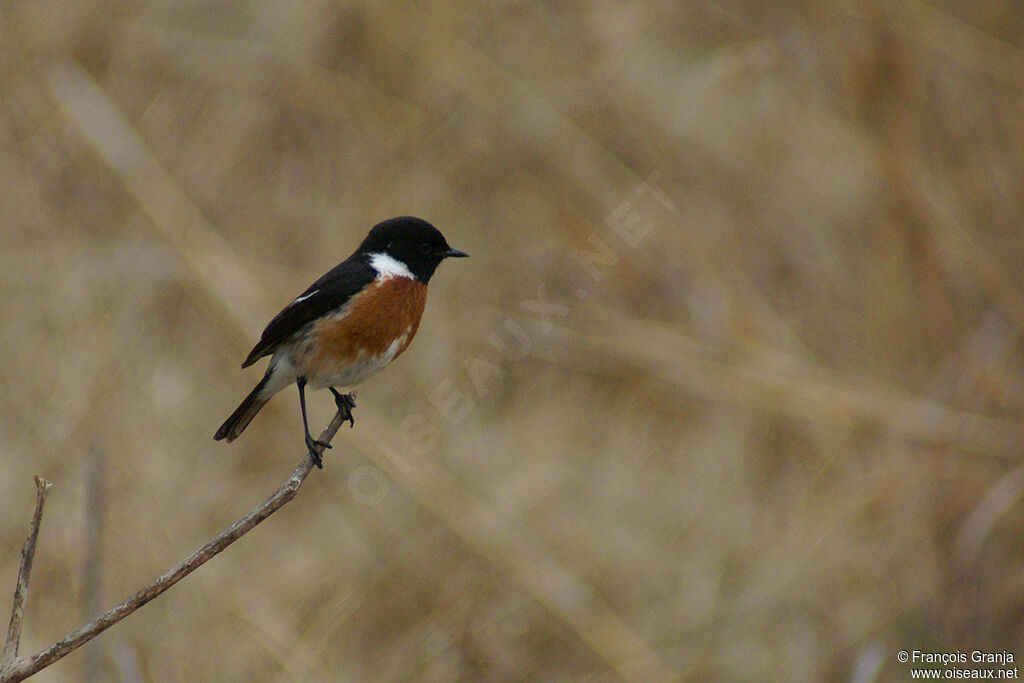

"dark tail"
[214,376,270,442]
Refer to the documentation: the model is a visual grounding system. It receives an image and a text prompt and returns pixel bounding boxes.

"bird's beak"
[442,247,469,258]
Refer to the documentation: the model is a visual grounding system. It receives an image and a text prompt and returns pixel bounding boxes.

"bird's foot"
[304,433,331,469]
[330,389,357,427]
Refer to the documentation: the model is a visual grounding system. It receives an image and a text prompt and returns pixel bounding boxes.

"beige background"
[2,1,1023,680]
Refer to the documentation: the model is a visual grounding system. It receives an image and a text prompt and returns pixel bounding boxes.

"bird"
[214,216,468,468]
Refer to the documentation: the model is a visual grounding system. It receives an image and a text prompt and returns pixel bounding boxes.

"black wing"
[241,257,376,367]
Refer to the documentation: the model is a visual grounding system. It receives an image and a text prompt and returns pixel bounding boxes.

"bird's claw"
[330,389,357,428]
[305,434,331,469]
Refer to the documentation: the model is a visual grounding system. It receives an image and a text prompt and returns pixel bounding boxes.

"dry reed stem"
[45,59,271,342]
[539,307,1023,458]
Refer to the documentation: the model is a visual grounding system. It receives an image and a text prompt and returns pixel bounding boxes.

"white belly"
[310,350,391,388]
[258,331,409,398]
[308,332,409,389]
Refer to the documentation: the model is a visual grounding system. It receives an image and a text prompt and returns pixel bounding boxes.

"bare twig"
[1,477,53,673]
[0,412,345,683]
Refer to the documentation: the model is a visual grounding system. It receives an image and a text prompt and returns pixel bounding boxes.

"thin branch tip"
[2,476,56,680]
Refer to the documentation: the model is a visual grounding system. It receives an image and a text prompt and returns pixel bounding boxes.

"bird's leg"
[329,388,357,427]
[297,377,330,468]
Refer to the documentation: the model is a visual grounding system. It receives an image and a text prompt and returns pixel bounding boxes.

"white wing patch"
[369,252,415,280]
[291,289,318,305]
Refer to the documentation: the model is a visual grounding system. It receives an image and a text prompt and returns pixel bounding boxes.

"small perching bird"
[214,216,468,467]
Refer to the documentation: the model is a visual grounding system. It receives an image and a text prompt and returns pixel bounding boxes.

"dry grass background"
[2,1,1024,680]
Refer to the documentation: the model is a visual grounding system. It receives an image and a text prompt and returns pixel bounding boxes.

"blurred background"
[2,1,1023,680]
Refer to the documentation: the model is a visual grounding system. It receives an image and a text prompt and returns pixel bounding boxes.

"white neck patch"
[369,252,415,280]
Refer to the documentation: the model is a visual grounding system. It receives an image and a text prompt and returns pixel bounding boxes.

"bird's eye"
[420,242,433,254]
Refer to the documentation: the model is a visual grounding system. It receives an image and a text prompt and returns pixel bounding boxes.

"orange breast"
[303,277,428,383]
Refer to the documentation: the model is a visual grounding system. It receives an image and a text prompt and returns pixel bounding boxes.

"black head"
[355,216,468,283]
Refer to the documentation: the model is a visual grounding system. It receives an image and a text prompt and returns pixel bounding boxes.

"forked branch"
[0,411,346,683]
